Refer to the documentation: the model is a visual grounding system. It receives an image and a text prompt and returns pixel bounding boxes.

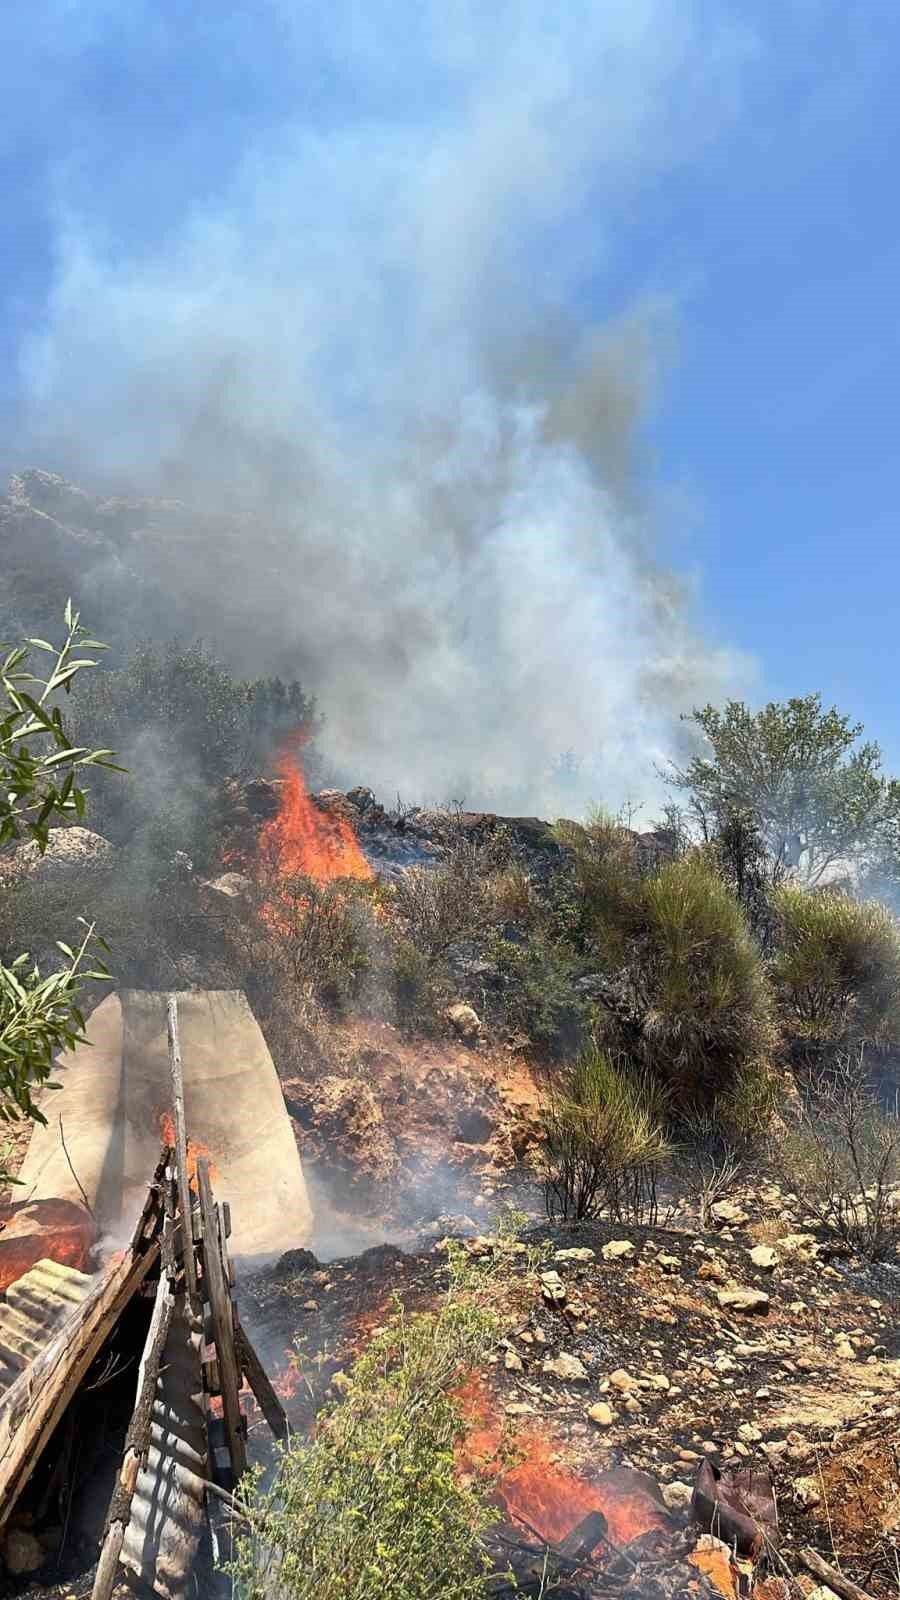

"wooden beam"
[166,995,199,1315]
[196,1159,246,1480]
[234,1317,288,1440]
[798,1549,878,1600]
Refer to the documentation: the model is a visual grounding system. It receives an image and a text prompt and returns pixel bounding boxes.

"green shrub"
[625,853,776,1112]
[493,933,590,1059]
[231,1248,500,1600]
[390,937,443,1034]
[541,1045,671,1224]
[773,887,900,1051]
[553,811,643,961]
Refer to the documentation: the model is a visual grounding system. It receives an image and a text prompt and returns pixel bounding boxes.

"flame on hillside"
[261,744,373,885]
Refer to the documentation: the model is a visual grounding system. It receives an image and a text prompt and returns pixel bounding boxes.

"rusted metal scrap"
[691,1459,778,1557]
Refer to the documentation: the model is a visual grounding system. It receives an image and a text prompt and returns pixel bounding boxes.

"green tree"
[0,607,114,1166]
[669,694,900,886]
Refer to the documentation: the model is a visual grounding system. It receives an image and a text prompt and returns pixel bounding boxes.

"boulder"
[446,1002,482,1042]
[3,826,114,884]
[717,1287,770,1315]
[542,1352,588,1382]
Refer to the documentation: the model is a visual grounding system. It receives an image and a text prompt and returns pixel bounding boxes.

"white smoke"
[14,0,757,815]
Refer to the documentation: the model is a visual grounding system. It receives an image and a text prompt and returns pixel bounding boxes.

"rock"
[555,1247,596,1263]
[542,1352,588,1382]
[3,1529,43,1576]
[698,1259,730,1283]
[657,1253,682,1273]
[779,1232,817,1261]
[463,1235,495,1258]
[662,1480,695,1512]
[3,825,114,885]
[711,1200,750,1227]
[504,1348,524,1373]
[609,1368,639,1393]
[203,871,252,900]
[737,1422,762,1443]
[540,1270,567,1307]
[601,1240,635,1262]
[750,1245,779,1271]
[717,1287,770,1315]
[793,1475,822,1510]
[587,1401,615,1427]
[446,1002,482,1042]
[346,786,377,813]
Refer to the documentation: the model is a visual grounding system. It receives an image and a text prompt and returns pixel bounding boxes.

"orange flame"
[260,749,373,885]
[158,1112,218,1188]
[458,1377,669,1551]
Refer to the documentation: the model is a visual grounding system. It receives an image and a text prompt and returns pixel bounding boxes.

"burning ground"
[241,1191,900,1599]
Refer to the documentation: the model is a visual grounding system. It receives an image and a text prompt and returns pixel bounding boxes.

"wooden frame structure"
[0,994,288,1599]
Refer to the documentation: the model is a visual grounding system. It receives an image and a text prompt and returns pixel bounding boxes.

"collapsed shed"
[0,993,304,1596]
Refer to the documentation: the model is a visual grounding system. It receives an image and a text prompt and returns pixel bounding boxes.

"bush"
[774,1051,900,1260]
[256,873,382,1015]
[625,854,776,1113]
[773,887,900,1054]
[553,811,644,961]
[493,933,591,1059]
[231,1247,500,1600]
[390,937,443,1034]
[541,1046,671,1224]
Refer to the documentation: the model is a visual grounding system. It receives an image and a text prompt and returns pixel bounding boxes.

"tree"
[0,606,114,1169]
[670,694,900,886]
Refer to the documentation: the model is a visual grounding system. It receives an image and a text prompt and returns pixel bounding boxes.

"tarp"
[18,989,313,1268]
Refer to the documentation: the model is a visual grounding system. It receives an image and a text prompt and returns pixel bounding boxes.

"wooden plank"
[234,1317,288,1440]
[0,1235,160,1528]
[196,1159,246,1480]
[166,994,199,1316]
[798,1550,877,1600]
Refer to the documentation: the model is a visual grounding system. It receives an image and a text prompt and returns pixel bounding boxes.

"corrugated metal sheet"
[0,1258,94,1395]
[121,1297,209,1599]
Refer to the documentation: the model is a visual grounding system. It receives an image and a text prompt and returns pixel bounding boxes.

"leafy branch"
[0,598,122,852]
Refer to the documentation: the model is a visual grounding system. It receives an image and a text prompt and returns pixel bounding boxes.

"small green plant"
[231,1249,501,1600]
[0,601,119,849]
[541,1045,671,1224]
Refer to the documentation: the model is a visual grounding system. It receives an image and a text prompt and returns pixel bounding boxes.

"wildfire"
[458,1376,669,1551]
[158,1112,218,1188]
[260,748,373,885]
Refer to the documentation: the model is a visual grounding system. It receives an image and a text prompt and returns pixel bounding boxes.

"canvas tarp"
[17,989,313,1268]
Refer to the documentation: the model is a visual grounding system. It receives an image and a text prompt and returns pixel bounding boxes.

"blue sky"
[3,2,899,804]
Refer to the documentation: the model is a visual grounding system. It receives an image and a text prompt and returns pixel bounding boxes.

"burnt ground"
[240,1187,900,1598]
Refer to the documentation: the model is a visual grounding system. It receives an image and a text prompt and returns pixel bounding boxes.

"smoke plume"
[11,0,756,816]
